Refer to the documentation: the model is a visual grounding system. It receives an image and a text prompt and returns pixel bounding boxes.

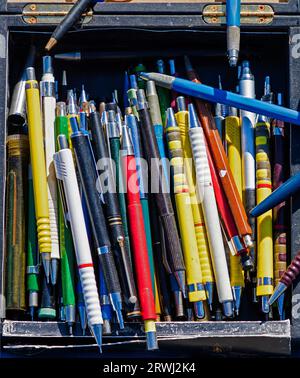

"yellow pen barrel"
[25,80,51,255]
[225,116,243,200]
[167,126,206,302]
[176,111,214,285]
[256,121,273,297]
[230,255,244,287]
[225,116,244,287]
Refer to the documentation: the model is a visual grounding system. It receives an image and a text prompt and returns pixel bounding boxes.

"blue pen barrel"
[170,77,300,125]
[226,0,241,26]
[251,171,300,217]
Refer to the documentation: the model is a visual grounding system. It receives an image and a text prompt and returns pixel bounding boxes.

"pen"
[255,105,273,314]
[25,67,51,283]
[45,0,99,51]
[175,95,215,309]
[121,124,158,350]
[136,89,186,297]
[132,63,147,90]
[272,93,287,319]
[148,198,173,321]
[107,112,136,314]
[166,108,206,318]
[125,112,156,293]
[188,103,234,317]
[181,56,253,247]
[70,116,124,328]
[5,134,29,313]
[146,80,170,188]
[55,102,76,333]
[89,106,139,310]
[41,56,60,286]
[226,0,241,67]
[239,61,256,264]
[27,164,40,319]
[54,134,103,350]
[139,70,300,126]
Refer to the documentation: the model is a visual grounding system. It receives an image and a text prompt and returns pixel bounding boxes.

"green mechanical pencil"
[27,163,40,320]
[55,102,76,333]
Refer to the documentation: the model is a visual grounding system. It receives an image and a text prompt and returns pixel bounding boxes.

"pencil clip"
[53,153,71,228]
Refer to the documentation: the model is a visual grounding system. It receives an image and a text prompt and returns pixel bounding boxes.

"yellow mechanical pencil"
[166,107,206,318]
[256,114,273,314]
[225,112,245,315]
[25,67,51,282]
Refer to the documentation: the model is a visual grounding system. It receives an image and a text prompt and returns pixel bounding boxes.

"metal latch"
[203,4,274,25]
[23,3,93,25]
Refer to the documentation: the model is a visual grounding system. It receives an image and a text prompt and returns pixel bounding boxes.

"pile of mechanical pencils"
[4,53,290,352]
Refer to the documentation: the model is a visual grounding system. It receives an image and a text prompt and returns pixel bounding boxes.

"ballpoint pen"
[5,134,29,312]
[8,45,36,127]
[146,80,170,188]
[25,67,51,283]
[108,112,136,310]
[55,102,76,333]
[45,0,101,51]
[139,69,300,125]
[70,116,124,328]
[121,124,158,350]
[38,273,57,320]
[188,103,234,317]
[175,95,215,309]
[180,56,253,247]
[125,112,156,293]
[272,93,287,319]
[132,63,147,90]
[41,56,60,286]
[27,164,40,319]
[136,89,186,297]
[226,0,241,67]
[166,108,206,318]
[148,198,173,321]
[89,106,139,311]
[54,134,103,351]
[239,60,256,261]
[255,103,273,314]
[156,59,171,126]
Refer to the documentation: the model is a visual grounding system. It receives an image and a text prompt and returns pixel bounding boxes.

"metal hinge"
[22,3,93,25]
[203,4,274,25]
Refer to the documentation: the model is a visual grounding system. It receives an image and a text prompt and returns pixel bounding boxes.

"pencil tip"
[45,37,57,52]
